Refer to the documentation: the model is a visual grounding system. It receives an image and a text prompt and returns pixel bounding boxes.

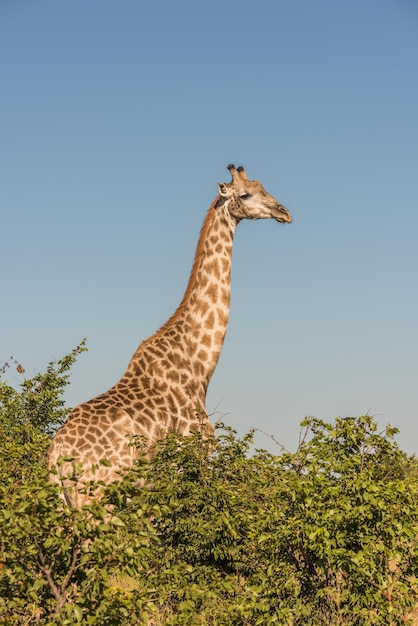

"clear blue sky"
[2,0,417,454]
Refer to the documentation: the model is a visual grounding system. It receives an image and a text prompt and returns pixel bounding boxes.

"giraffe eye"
[240,193,250,200]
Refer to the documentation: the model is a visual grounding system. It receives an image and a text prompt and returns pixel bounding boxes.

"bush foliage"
[1,346,417,624]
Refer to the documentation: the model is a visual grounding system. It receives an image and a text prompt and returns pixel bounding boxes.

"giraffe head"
[217,164,292,224]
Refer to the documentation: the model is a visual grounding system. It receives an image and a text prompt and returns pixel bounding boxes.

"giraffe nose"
[273,204,292,223]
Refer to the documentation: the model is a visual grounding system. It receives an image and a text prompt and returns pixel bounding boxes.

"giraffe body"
[48,165,292,505]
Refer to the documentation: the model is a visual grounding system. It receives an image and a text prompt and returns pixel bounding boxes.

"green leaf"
[73,604,83,621]
[109,515,125,527]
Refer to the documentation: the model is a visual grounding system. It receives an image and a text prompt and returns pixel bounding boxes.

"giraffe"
[48,164,292,505]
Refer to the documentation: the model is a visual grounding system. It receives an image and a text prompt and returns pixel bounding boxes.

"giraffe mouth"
[274,206,292,223]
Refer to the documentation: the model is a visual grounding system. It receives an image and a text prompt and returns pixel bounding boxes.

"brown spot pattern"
[48,167,289,506]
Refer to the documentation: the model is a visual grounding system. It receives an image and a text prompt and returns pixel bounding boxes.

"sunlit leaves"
[0,340,87,489]
[1,345,418,623]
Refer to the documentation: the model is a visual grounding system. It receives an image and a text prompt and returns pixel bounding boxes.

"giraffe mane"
[150,196,220,337]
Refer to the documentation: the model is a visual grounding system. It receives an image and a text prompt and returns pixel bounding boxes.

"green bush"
[0,341,86,489]
[1,347,417,624]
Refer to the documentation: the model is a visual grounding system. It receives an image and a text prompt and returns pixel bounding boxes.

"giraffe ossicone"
[48,164,292,506]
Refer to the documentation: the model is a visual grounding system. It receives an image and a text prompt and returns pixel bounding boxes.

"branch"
[33,536,60,602]
[253,428,291,453]
[34,533,80,613]
[56,544,80,612]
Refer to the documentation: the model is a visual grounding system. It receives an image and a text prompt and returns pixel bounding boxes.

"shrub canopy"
[1,346,417,624]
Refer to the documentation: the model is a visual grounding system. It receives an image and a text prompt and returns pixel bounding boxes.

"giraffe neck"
[134,197,238,387]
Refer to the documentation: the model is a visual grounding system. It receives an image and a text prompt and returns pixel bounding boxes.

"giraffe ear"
[218,183,232,198]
